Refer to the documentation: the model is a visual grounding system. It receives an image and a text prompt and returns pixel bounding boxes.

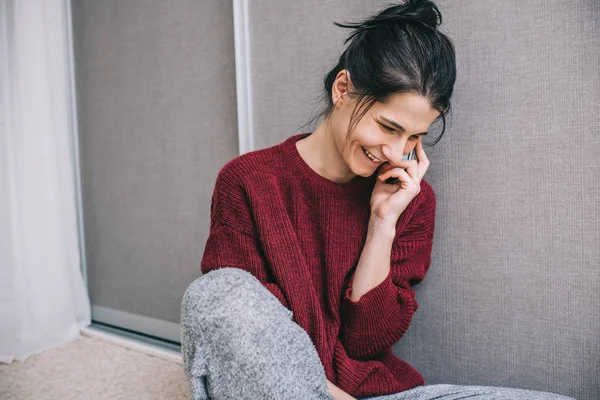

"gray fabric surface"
[363,384,575,400]
[180,268,576,400]
[180,268,332,400]
[247,1,599,399]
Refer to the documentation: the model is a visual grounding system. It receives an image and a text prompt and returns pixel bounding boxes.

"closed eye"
[379,123,421,140]
[380,123,396,133]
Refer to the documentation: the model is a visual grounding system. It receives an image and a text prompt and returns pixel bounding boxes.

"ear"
[332,70,354,105]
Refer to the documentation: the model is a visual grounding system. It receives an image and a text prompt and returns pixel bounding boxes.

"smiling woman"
[178,1,578,400]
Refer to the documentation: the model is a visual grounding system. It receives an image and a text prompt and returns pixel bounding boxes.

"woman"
[180,1,575,399]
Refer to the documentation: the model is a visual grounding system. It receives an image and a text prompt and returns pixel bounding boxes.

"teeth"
[363,147,382,163]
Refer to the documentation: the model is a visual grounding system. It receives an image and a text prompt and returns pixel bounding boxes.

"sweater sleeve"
[339,184,435,360]
[199,163,290,309]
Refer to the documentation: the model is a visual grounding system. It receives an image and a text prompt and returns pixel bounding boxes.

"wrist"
[368,214,397,238]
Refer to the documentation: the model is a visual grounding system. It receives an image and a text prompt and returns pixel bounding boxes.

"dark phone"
[383,149,417,185]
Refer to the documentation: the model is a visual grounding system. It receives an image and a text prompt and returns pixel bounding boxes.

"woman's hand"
[370,137,430,224]
[326,379,356,400]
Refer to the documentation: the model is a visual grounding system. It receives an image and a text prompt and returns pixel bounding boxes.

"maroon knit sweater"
[200,132,436,398]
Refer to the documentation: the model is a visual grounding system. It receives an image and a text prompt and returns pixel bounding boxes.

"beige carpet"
[0,335,190,400]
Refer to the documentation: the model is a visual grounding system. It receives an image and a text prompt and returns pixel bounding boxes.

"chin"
[353,162,378,178]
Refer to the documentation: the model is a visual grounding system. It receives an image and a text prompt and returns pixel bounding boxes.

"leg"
[360,383,576,400]
[180,267,333,400]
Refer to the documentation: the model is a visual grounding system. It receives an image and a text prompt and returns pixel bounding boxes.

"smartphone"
[382,148,417,185]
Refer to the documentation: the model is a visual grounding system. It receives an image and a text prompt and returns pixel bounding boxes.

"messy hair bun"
[337,0,442,40]
[306,0,456,146]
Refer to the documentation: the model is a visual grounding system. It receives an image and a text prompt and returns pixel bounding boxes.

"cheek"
[355,124,384,147]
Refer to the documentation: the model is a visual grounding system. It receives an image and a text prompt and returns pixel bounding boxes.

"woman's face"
[329,72,440,177]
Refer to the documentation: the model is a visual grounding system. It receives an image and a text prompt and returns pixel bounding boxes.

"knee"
[181,268,271,322]
[182,268,251,311]
[180,267,288,336]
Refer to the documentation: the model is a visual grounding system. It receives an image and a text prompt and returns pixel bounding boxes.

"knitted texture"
[200,133,436,398]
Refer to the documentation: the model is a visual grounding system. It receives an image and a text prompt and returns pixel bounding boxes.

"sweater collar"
[282,133,376,195]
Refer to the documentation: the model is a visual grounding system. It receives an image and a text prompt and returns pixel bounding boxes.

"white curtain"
[0,0,91,363]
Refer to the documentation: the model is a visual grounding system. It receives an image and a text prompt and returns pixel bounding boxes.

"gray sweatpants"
[180,268,575,400]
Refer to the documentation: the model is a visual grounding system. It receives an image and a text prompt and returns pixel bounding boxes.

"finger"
[404,159,419,181]
[378,160,413,181]
[381,160,419,183]
[415,137,429,161]
[387,167,416,188]
[391,168,422,194]
[414,137,430,179]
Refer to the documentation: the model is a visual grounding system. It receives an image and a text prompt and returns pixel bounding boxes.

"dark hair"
[303,0,456,147]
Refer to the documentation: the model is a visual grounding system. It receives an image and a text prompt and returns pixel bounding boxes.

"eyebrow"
[379,116,428,135]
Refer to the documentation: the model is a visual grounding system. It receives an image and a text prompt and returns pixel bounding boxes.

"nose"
[382,138,408,166]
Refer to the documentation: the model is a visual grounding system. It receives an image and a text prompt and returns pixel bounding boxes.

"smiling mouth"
[361,147,383,164]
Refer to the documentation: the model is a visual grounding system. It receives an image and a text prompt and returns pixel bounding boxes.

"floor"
[0,335,191,400]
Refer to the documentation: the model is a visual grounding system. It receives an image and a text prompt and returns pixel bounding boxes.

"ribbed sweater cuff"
[340,272,416,358]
